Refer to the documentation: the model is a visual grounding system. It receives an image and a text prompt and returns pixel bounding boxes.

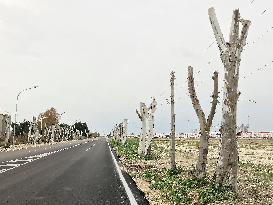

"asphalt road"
[0,138,146,205]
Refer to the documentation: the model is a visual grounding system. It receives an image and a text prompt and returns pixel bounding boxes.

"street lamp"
[13,85,39,145]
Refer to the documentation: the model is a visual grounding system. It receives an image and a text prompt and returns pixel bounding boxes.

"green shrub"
[110,138,158,160]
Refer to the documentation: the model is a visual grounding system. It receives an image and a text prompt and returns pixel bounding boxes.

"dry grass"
[114,138,273,205]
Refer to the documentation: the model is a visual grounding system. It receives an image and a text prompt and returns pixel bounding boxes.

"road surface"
[0,138,147,205]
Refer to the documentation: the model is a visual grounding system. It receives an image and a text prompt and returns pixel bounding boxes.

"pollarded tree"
[121,119,128,144]
[136,98,157,156]
[208,7,251,191]
[187,66,219,179]
[136,102,148,155]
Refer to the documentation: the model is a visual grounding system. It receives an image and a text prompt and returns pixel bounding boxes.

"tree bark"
[209,7,251,191]
[137,100,157,156]
[145,99,157,155]
[122,119,128,144]
[188,66,219,178]
[170,71,176,169]
[137,102,148,155]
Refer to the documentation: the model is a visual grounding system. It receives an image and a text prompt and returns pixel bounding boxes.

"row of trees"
[8,107,91,145]
[112,119,128,144]
[111,7,251,192]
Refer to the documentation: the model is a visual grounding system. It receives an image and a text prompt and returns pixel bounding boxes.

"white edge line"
[108,143,138,205]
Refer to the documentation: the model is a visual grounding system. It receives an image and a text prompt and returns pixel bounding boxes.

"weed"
[110,138,158,160]
[144,167,236,205]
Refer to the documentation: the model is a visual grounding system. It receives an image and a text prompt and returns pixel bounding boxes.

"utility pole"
[170,71,176,169]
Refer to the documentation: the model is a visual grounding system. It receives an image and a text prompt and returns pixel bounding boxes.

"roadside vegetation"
[110,138,273,205]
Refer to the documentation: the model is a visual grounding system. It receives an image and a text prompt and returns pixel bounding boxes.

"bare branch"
[229,9,240,45]
[206,71,219,129]
[238,18,251,51]
[187,66,206,129]
[136,109,142,120]
[148,98,157,113]
[208,7,227,53]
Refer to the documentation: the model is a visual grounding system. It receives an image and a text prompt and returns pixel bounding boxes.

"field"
[110,138,273,205]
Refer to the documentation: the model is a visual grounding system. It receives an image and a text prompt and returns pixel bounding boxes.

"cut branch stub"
[207,71,219,129]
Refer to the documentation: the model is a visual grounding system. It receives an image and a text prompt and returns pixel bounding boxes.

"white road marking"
[85,144,95,152]
[0,164,19,167]
[108,143,138,205]
[5,164,21,167]
[0,141,87,174]
[0,169,7,173]
[9,159,33,163]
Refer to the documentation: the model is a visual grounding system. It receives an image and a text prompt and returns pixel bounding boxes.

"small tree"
[208,7,251,191]
[187,66,219,179]
[74,122,89,136]
[38,107,59,130]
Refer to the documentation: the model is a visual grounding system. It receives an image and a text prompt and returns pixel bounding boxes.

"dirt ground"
[118,138,273,205]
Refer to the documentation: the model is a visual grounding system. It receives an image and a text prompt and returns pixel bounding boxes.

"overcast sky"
[0,0,273,134]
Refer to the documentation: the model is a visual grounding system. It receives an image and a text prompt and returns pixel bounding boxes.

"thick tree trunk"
[136,100,157,156]
[208,7,251,191]
[145,114,153,155]
[145,99,157,156]
[195,131,209,179]
[137,103,147,155]
[215,61,240,190]
[122,119,128,145]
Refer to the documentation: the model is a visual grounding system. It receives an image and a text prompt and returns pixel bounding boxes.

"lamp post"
[14,85,38,145]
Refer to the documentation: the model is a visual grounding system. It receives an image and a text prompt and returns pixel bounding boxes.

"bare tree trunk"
[137,99,157,156]
[145,99,157,155]
[136,102,147,155]
[188,66,219,178]
[122,119,128,144]
[208,7,251,191]
[170,71,176,169]
[4,115,11,146]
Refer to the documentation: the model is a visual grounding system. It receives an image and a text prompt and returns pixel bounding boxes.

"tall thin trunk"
[188,66,219,178]
[170,71,176,169]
